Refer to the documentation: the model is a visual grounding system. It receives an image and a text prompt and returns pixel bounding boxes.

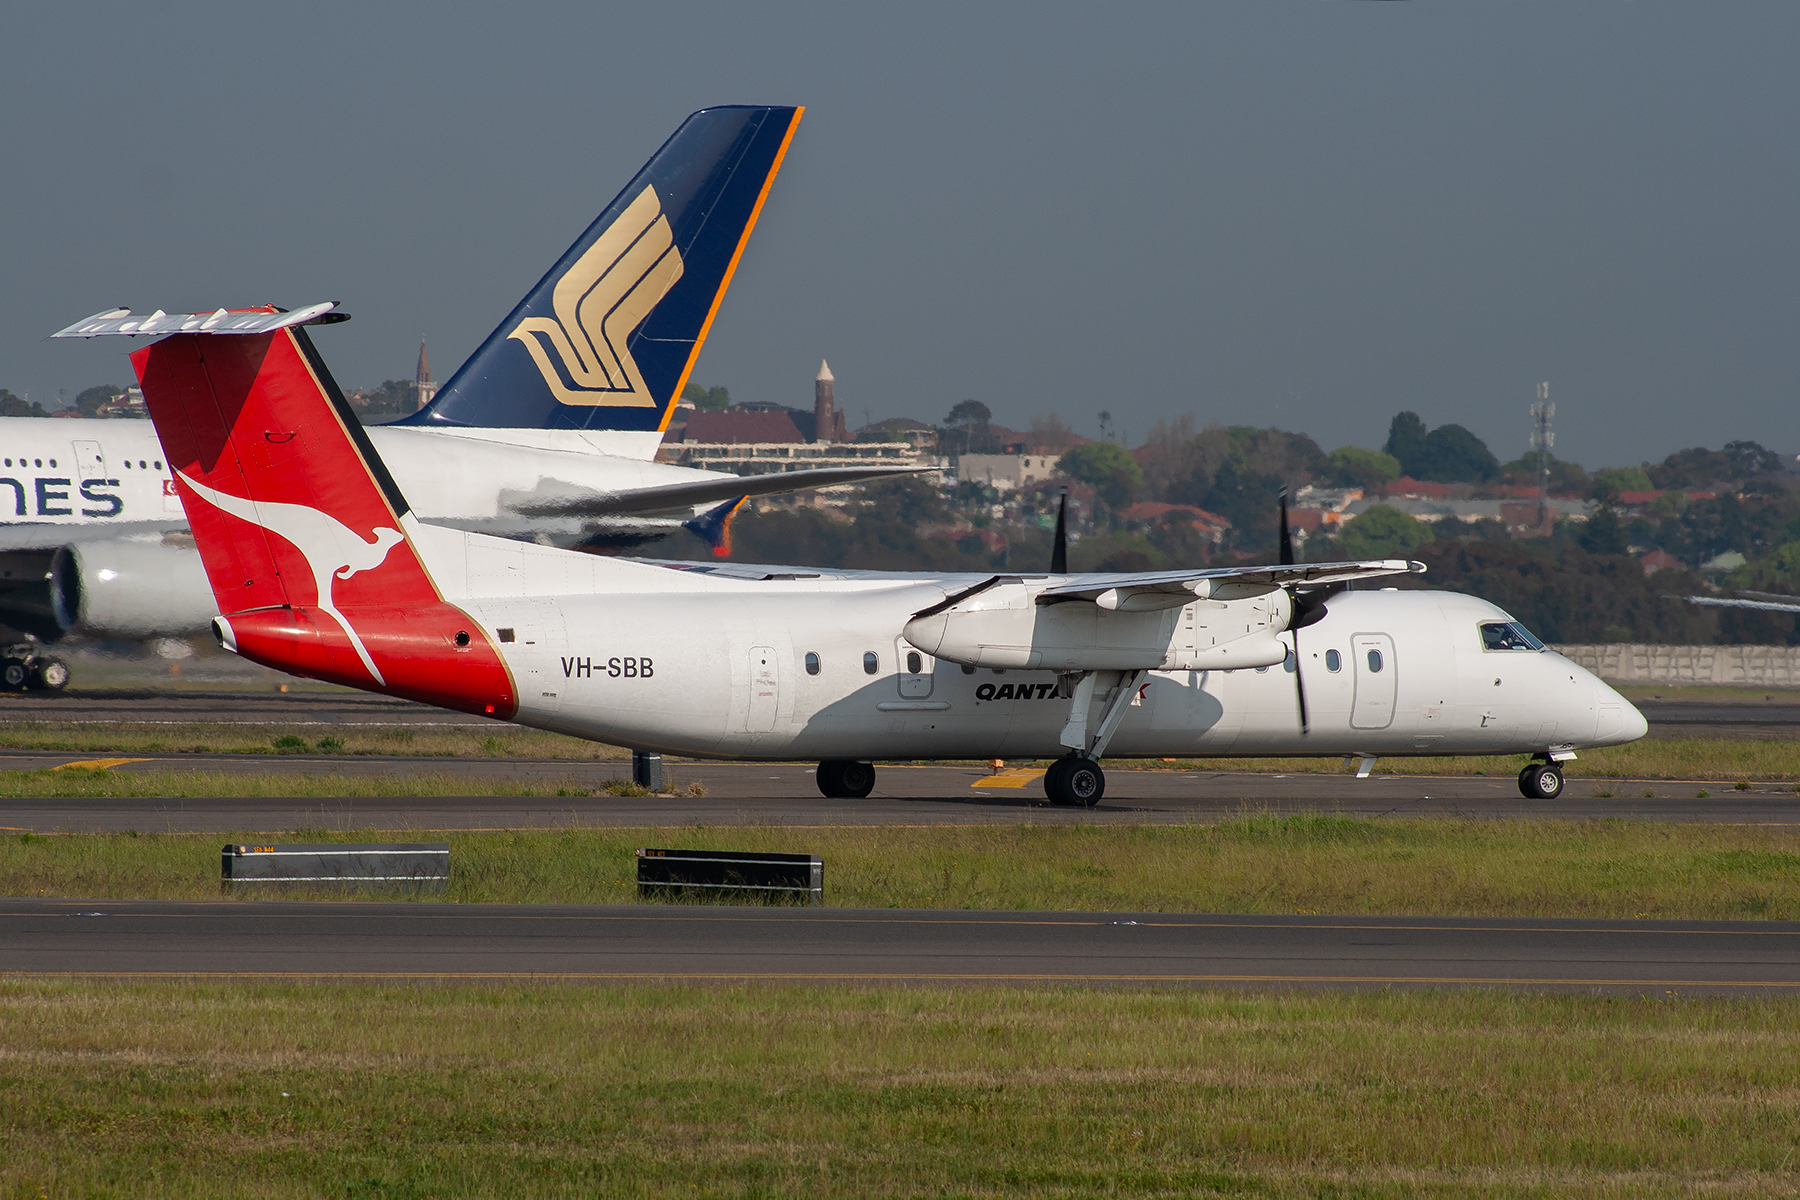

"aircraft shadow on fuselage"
[784,667,1233,794]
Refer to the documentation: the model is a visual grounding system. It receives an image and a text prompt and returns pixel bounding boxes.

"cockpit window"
[1480,621,1545,652]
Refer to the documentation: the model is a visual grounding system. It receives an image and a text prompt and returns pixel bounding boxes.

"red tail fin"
[131,327,516,718]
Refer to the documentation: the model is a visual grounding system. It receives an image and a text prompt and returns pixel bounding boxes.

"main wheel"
[1,663,26,691]
[1043,758,1105,808]
[816,759,876,799]
[30,658,68,691]
[1519,763,1564,800]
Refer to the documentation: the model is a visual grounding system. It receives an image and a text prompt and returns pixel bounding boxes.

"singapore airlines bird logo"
[507,186,684,408]
[177,472,405,685]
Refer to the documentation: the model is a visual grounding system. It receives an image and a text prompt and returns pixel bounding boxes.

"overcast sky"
[2,3,1794,469]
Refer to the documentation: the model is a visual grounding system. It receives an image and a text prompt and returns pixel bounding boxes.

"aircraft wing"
[1670,594,1800,614]
[502,463,939,519]
[1036,558,1425,611]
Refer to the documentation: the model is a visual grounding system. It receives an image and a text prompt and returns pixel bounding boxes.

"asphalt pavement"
[4,898,1794,994]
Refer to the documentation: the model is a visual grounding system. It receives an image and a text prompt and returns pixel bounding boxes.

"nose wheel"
[1044,757,1105,807]
[1518,762,1564,800]
[816,759,876,799]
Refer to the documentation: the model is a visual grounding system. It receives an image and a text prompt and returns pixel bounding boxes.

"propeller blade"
[1278,486,1294,566]
[1291,631,1310,735]
[1050,489,1068,573]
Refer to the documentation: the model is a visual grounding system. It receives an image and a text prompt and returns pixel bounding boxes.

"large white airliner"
[102,313,1648,805]
[3,106,924,680]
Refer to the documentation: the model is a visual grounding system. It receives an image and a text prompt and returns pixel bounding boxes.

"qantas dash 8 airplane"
[10,106,921,677]
[81,305,1649,804]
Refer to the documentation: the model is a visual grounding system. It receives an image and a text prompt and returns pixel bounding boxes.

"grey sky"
[2,2,1794,469]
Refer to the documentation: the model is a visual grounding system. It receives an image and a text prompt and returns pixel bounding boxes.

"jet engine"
[0,537,215,642]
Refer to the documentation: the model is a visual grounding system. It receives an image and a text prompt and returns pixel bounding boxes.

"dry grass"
[0,766,619,800]
[9,819,1800,920]
[0,980,1796,1197]
[0,720,624,759]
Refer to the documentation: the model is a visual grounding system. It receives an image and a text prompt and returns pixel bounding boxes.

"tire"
[1520,763,1563,800]
[1043,758,1105,807]
[816,759,876,800]
[31,658,69,691]
[1,663,26,691]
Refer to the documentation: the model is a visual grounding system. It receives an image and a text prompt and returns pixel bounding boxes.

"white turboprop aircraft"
[102,314,1648,805]
[4,106,924,681]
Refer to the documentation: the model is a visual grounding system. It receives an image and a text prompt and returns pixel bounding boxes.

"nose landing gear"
[1518,760,1564,800]
[1043,756,1105,807]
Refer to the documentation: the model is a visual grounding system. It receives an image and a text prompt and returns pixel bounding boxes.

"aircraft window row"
[119,459,157,469]
[804,652,820,676]
[1325,649,1341,672]
[1479,621,1544,652]
[3,458,54,468]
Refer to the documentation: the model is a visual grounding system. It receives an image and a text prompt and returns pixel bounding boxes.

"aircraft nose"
[1594,678,1648,745]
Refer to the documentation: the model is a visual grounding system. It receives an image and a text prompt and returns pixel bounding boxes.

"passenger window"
[154,461,162,469]
[139,460,147,469]
[48,459,55,468]
[1325,649,1341,672]
[1367,649,1384,673]
[804,651,820,676]
[906,651,922,674]
[863,652,878,675]
[1255,665,1268,674]
[1480,621,1544,652]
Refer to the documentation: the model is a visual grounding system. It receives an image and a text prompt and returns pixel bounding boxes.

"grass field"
[9,818,1800,920]
[1,980,1796,1198]
[0,720,622,759]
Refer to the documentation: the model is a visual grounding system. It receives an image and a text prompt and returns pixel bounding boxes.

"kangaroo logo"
[177,471,405,685]
[507,186,685,409]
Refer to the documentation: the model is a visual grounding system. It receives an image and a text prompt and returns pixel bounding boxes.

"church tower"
[813,359,838,444]
[414,342,437,412]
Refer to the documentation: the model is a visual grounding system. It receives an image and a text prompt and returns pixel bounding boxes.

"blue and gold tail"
[401,105,801,435]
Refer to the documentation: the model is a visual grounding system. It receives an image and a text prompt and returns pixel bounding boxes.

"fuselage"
[449,571,1646,761]
[0,418,697,531]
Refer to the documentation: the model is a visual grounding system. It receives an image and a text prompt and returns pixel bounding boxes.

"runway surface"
[5,898,1795,994]
[5,763,1800,832]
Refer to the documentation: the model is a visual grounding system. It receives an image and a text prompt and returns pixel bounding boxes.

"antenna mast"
[1530,382,1554,531]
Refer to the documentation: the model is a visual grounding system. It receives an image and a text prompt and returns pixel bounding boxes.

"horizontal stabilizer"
[503,463,938,519]
[1670,594,1800,614]
[53,304,346,339]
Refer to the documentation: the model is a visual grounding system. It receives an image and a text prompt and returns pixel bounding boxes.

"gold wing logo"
[508,186,684,408]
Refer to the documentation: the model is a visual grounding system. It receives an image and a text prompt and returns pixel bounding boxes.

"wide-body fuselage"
[464,584,1646,760]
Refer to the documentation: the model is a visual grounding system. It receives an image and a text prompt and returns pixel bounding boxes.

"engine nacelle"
[0,537,217,641]
[903,578,1292,672]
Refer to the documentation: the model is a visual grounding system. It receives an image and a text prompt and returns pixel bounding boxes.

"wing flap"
[1038,558,1424,608]
[502,463,939,519]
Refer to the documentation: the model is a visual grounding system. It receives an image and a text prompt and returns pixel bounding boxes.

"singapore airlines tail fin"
[397,105,803,446]
[129,320,516,717]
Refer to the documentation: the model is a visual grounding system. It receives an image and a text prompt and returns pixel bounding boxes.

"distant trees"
[939,399,999,456]
[1588,466,1653,500]
[1382,411,1499,483]
[1057,441,1143,509]
[351,380,417,420]
[74,385,123,417]
[682,382,731,412]
[0,390,48,418]
[1327,445,1401,489]
[1336,505,1433,559]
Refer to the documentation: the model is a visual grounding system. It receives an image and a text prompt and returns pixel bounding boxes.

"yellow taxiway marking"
[51,758,151,772]
[972,769,1047,789]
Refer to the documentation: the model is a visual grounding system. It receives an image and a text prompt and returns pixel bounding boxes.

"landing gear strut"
[1043,757,1105,807]
[1518,760,1564,800]
[816,759,876,799]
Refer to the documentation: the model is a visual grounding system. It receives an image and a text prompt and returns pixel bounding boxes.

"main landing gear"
[0,644,68,692]
[1518,759,1564,800]
[1043,756,1105,807]
[816,759,876,799]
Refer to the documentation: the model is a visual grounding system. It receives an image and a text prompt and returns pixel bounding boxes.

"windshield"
[1480,621,1545,652]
